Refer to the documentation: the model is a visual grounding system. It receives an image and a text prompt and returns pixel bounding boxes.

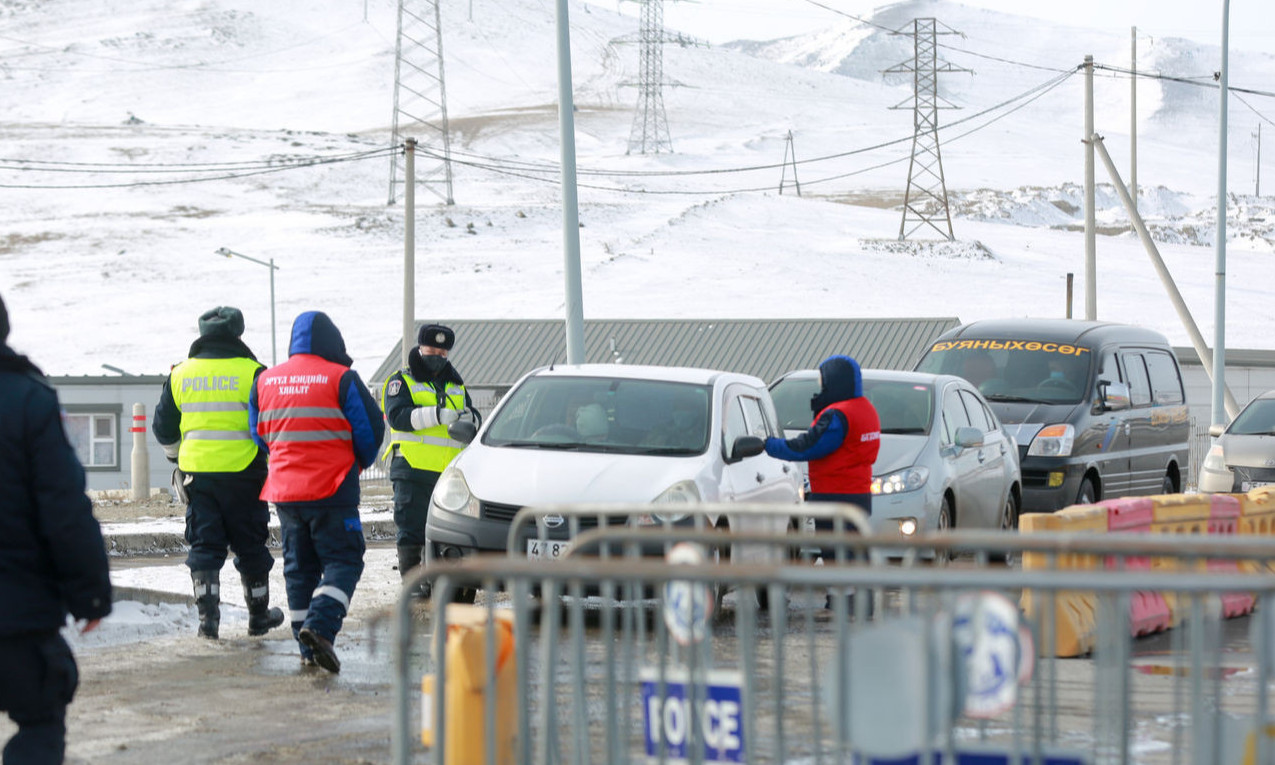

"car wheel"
[1076,477,1097,506]
[997,492,1019,566]
[933,497,953,566]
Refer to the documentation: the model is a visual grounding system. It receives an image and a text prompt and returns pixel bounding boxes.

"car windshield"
[771,375,933,435]
[916,339,1093,405]
[769,376,821,430]
[863,379,933,435]
[483,375,712,455]
[1229,397,1275,436]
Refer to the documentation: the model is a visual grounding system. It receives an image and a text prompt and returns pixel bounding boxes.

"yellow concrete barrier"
[1237,486,1275,574]
[421,604,517,764]
[1020,505,1107,657]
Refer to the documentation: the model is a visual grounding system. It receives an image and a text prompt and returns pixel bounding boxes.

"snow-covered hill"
[0,0,1271,379]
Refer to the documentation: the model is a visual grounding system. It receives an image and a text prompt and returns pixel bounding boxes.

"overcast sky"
[634,0,1275,49]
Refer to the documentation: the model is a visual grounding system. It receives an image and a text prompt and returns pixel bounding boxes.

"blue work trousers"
[275,502,366,651]
[184,470,274,577]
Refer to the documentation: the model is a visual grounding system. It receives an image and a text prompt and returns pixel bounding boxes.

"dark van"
[914,319,1190,513]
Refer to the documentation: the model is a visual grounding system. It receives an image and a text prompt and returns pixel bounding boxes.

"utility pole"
[885,18,970,241]
[1084,55,1096,321]
[1212,0,1231,432]
[388,0,455,206]
[402,139,416,371]
[627,0,673,154]
[1130,27,1137,210]
[1257,124,1262,197]
[779,131,801,196]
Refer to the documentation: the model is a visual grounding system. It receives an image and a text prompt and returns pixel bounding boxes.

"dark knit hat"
[417,323,455,351]
[198,306,245,339]
[0,292,9,342]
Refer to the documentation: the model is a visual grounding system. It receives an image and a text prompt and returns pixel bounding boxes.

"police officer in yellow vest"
[153,306,284,639]
[381,323,477,595]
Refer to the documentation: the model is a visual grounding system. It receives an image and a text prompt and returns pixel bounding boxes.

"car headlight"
[431,467,480,518]
[1201,444,1229,473]
[871,466,929,495]
[651,480,700,521]
[1027,424,1075,457]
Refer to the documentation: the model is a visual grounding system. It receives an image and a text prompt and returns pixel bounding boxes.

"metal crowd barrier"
[392,525,1275,765]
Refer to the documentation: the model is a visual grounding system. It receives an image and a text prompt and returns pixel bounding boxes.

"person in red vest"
[765,354,880,508]
[248,311,385,673]
[765,354,880,587]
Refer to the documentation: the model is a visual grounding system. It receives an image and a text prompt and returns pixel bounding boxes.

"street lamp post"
[215,247,280,366]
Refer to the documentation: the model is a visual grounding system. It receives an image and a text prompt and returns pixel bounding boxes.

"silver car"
[769,368,1023,561]
[1198,389,1275,493]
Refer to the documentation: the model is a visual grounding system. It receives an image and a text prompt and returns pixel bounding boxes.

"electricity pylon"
[627,0,673,155]
[884,18,970,241]
[388,0,454,206]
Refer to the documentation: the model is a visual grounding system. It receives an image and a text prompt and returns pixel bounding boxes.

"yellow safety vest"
[381,372,467,472]
[169,356,262,473]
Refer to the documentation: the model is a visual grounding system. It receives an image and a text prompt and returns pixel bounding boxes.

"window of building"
[62,405,121,471]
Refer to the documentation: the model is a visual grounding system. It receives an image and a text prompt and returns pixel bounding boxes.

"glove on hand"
[439,407,461,425]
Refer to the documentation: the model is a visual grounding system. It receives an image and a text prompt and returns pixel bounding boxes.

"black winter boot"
[192,571,220,639]
[243,577,285,637]
[396,545,430,599]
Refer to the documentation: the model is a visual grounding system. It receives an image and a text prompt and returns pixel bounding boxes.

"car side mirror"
[1208,423,1225,438]
[954,426,984,449]
[448,420,478,444]
[1099,380,1131,412]
[729,435,766,462]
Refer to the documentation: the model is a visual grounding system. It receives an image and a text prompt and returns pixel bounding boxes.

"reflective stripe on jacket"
[382,372,467,472]
[255,354,355,502]
[170,356,262,472]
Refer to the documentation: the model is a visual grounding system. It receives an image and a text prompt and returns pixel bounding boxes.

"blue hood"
[810,354,863,413]
[287,311,353,367]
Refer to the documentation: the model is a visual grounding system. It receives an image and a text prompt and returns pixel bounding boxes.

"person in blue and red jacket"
[0,292,112,764]
[765,353,880,515]
[249,310,384,674]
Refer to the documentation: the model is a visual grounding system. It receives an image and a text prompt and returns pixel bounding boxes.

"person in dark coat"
[248,311,384,673]
[152,306,284,640]
[0,292,112,764]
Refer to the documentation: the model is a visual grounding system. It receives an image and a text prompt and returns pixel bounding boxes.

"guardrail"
[392,525,1275,765]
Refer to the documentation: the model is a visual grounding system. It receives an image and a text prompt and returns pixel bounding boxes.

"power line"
[421,68,1076,197]
[0,147,389,172]
[0,147,397,189]
[1092,63,1275,99]
[418,67,1076,183]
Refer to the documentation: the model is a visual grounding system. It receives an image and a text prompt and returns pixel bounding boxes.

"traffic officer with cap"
[381,323,478,596]
[153,306,284,640]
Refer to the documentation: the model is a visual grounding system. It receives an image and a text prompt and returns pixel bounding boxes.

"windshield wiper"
[497,440,585,450]
[982,394,1053,404]
[638,446,700,455]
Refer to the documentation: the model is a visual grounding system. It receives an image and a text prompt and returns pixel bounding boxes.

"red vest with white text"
[255,354,354,502]
[808,398,881,495]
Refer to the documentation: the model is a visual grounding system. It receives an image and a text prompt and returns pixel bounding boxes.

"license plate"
[1242,481,1274,491]
[526,539,572,560]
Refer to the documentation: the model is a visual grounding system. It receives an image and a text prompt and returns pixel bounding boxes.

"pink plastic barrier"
[1098,497,1172,637]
